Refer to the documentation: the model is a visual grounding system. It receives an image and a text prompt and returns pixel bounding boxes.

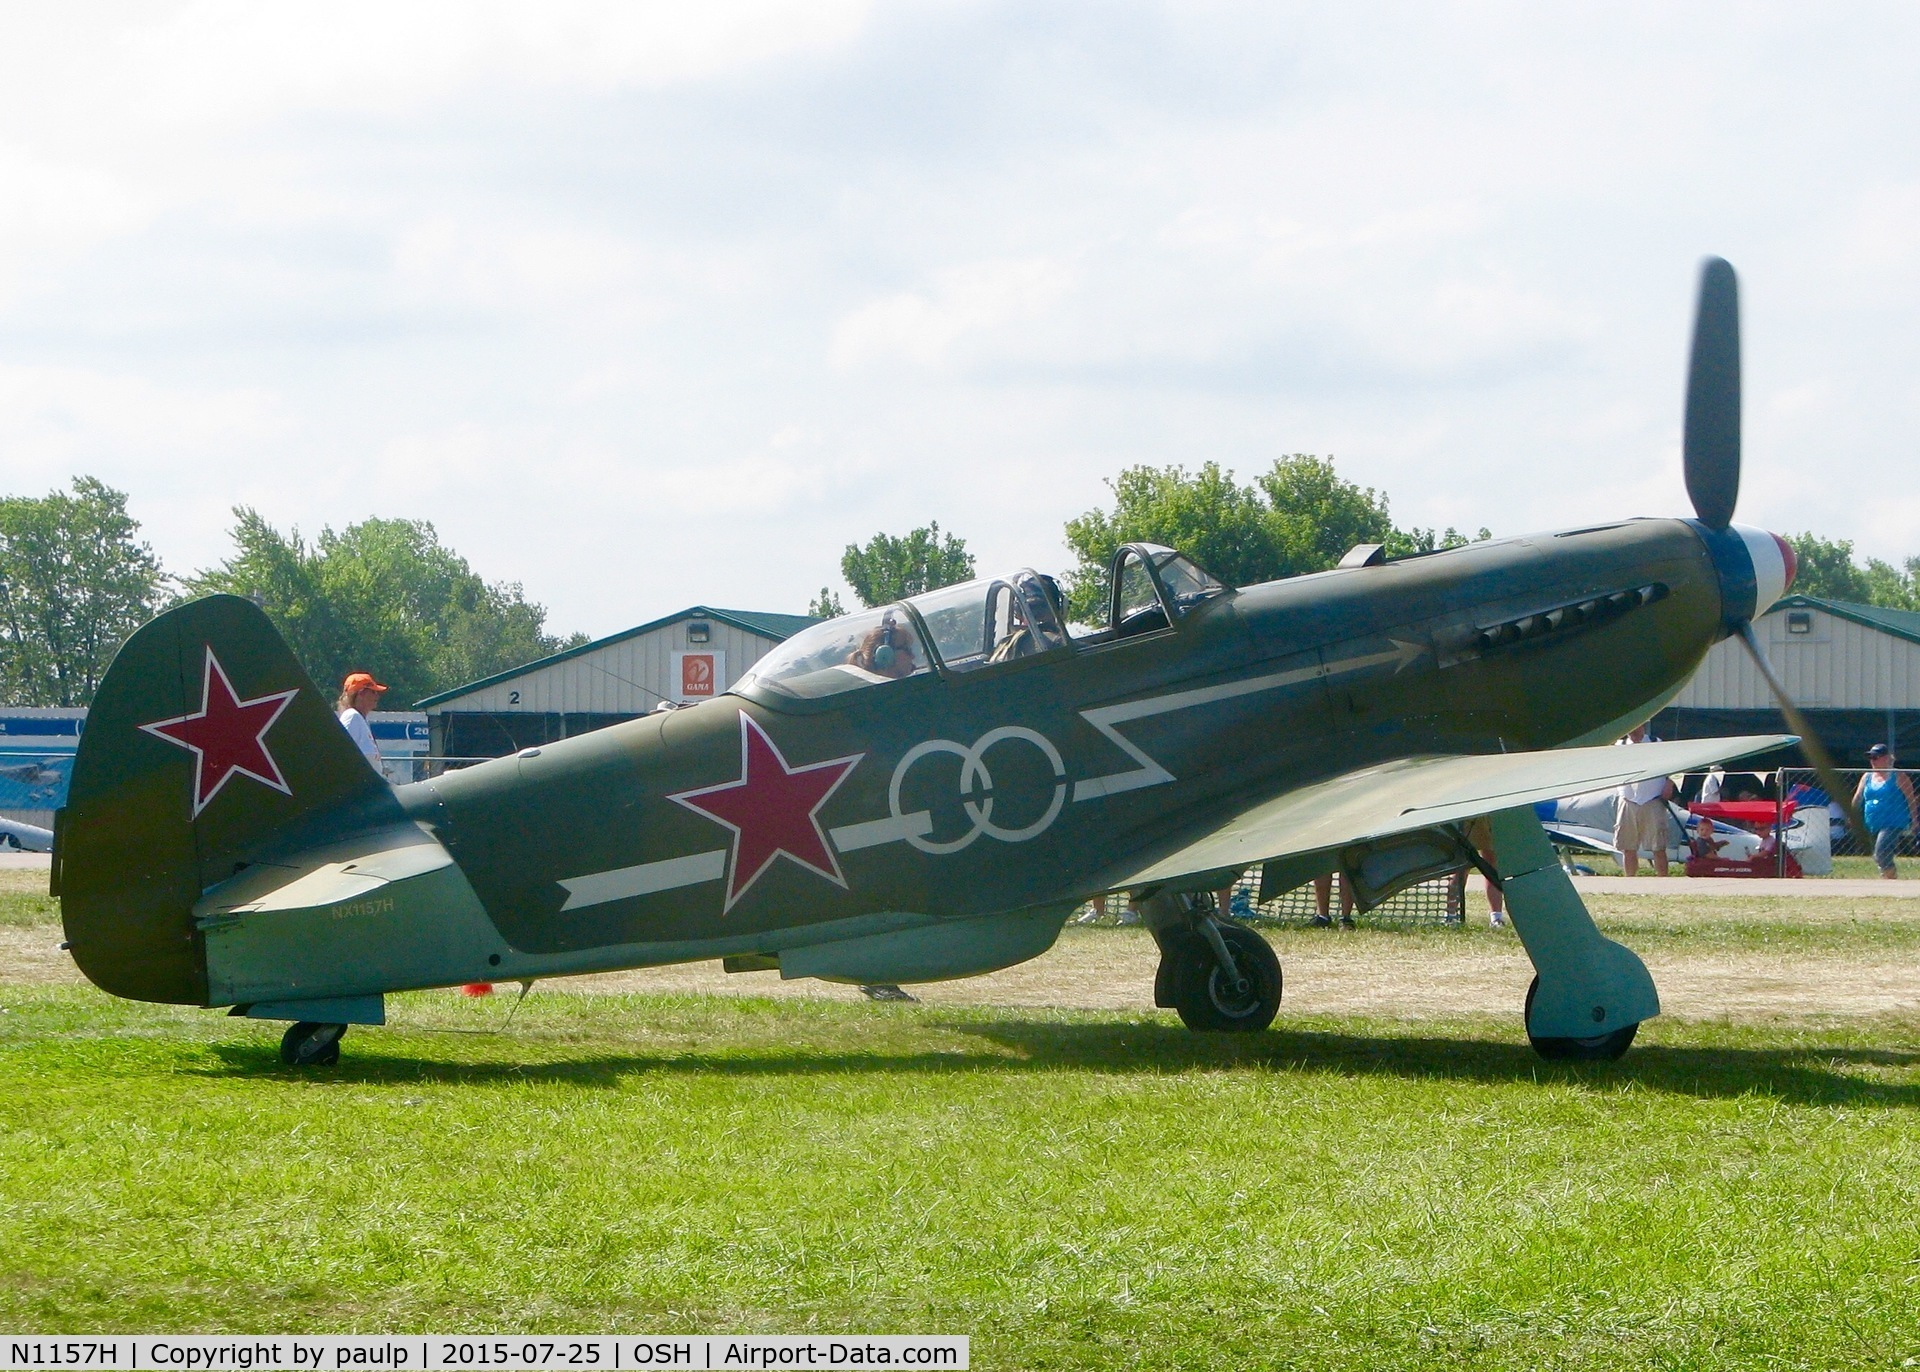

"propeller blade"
[1684,256,1741,530]
[1736,623,1864,838]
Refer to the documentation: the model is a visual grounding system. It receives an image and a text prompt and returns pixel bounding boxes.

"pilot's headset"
[871,616,900,672]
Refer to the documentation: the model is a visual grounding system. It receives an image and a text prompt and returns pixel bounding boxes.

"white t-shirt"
[339,708,384,772]
[1616,736,1670,805]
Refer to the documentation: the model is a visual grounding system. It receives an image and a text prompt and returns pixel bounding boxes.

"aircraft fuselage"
[401,517,1742,971]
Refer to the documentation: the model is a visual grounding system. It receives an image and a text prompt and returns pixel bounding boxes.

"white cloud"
[389,219,641,314]
[0,149,150,307]
[0,363,282,461]
[2,3,1918,634]
[1834,182,1920,280]
[82,2,876,129]
[831,257,1079,372]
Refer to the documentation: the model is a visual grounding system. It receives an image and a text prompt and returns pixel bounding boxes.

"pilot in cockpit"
[988,601,1035,664]
[851,616,918,679]
[988,573,1069,663]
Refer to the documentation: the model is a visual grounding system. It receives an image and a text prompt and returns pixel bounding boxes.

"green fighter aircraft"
[57,259,1818,1067]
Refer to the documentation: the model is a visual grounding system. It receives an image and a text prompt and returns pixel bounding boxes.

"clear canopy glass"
[733,607,931,700]
[735,568,1071,698]
[1150,548,1227,612]
[1114,551,1163,628]
[905,570,1069,673]
[1107,544,1227,635]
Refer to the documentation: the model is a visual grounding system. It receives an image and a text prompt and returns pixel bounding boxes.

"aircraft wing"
[1108,734,1794,890]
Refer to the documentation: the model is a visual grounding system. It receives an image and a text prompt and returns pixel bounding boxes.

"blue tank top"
[1862,771,1911,832]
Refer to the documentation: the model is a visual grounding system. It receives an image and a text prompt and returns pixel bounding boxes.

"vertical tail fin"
[61,595,402,1004]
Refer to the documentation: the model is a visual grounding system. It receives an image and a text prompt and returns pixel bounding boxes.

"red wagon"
[1684,798,1801,878]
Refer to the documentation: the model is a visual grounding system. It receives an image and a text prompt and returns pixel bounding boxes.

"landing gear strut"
[1148,894,1282,1032]
[280,1021,347,1067]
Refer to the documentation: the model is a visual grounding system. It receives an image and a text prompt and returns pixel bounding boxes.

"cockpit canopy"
[736,569,1069,700]
[1110,543,1225,635]
[735,547,1227,702]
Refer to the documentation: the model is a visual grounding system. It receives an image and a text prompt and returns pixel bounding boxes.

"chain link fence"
[1073,865,1466,928]
[1779,767,1919,859]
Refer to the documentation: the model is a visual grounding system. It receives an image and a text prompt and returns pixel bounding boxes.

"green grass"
[5,981,1920,1368]
[0,881,58,928]
[1583,893,1920,956]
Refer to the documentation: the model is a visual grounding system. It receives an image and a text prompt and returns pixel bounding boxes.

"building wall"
[1,708,85,830]
[439,619,779,714]
[1672,603,1920,710]
[1,707,426,821]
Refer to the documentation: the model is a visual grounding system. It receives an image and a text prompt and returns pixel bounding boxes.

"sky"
[1,2,1916,639]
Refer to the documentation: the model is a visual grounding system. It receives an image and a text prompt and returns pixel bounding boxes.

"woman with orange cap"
[336,671,388,774]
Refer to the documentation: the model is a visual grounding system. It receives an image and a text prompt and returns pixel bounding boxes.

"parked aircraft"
[57,259,1820,1065]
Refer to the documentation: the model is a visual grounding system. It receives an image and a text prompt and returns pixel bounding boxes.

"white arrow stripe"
[1072,641,1420,801]
[830,810,933,852]
[559,849,727,912]
[556,642,1426,893]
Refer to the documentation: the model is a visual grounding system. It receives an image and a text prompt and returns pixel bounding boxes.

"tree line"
[9,465,1914,710]
[819,461,1920,623]
[1783,534,1920,611]
[0,479,582,708]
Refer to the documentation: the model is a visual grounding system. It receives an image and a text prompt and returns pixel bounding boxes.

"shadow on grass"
[197,1019,1920,1109]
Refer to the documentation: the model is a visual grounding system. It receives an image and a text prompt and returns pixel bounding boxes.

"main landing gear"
[1523,977,1637,1062]
[1147,893,1282,1033]
[280,1021,347,1067]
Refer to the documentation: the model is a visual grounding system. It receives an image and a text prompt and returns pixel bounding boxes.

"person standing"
[1614,723,1675,877]
[337,671,389,777]
[1311,871,1355,929]
[1853,743,1918,880]
[1449,816,1507,927]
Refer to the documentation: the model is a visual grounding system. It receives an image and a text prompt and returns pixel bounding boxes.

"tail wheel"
[280,1021,346,1067]
[1171,923,1281,1033]
[1524,977,1637,1062]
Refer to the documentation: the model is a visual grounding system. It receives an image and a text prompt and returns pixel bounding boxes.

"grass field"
[5,871,1920,1369]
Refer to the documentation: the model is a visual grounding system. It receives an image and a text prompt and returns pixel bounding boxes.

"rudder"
[60,595,402,1004]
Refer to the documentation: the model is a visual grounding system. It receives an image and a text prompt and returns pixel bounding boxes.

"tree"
[0,477,166,707]
[1062,462,1278,621]
[1783,533,1919,610]
[1861,556,1920,612]
[1060,455,1486,623]
[1784,533,1872,603]
[806,587,846,619]
[839,523,975,607]
[189,510,585,704]
[1387,525,1490,557]
[1255,455,1399,574]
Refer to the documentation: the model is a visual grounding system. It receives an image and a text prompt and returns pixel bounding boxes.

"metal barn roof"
[416,605,819,711]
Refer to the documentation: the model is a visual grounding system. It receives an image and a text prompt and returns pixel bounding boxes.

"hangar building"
[1654,594,1920,765]
[418,606,817,762]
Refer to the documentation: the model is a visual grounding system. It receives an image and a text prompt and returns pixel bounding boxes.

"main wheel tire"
[279,1021,346,1067]
[1170,923,1282,1033]
[1523,977,1636,1062]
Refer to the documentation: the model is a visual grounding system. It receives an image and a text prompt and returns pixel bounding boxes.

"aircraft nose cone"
[1691,523,1796,629]
[1736,526,1794,616]
[1774,532,1797,594]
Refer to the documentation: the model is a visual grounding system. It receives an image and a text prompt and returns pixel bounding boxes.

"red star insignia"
[140,647,300,819]
[669,713,862,913]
